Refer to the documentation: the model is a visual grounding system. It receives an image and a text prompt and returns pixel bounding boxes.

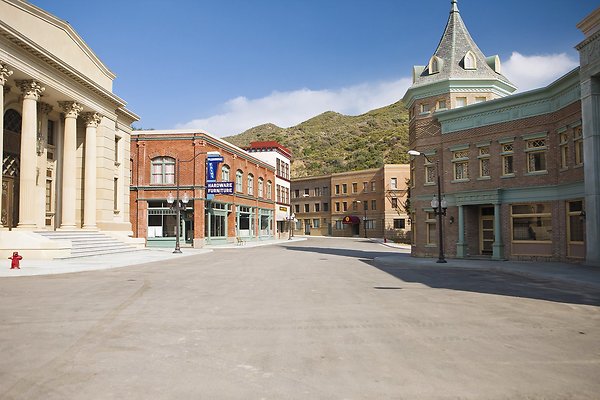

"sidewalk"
[0,237,306,278]
[371,238,600,290]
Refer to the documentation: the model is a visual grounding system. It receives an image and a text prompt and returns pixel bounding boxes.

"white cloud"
[175,78,412,137]
[502,51,578,92]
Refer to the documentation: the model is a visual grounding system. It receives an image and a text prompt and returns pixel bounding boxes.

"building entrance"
[480,206,495,255]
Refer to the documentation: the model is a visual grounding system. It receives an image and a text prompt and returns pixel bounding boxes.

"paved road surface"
[1,237,599,399]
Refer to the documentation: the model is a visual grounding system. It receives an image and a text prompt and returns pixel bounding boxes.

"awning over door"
[342,215,360,225]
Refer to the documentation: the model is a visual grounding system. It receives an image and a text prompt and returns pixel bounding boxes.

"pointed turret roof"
[410,0,515,88]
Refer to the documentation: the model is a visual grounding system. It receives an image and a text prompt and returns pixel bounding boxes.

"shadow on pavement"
[284,244,600,307]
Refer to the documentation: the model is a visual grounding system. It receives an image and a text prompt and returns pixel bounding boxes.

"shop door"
[480,206,495,255]
[304,220,311,235]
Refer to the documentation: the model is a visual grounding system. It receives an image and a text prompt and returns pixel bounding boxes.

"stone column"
[456,205,467,257]
[16,80,44,229]
[0,62,13,228]
[81,112,101,230]
[58,101,83,230]
[37,102,53,228]
[492,203,504,260]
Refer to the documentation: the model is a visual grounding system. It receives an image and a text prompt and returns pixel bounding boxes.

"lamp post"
[287,212,295,240]
[166,150,221,253]
[408,150,448,263]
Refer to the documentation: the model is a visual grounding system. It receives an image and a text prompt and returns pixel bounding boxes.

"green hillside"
[224,101,410,178]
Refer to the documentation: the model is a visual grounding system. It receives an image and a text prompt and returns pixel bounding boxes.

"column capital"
[37,101,53,115]
[0,62,13,86]
[81,112,102,127]
[16,79,44,100]
[58,101,83,118]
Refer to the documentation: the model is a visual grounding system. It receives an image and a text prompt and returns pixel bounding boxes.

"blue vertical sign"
[206,155,224,200]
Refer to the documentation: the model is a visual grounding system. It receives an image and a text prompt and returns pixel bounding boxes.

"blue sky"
[30,0,598,136]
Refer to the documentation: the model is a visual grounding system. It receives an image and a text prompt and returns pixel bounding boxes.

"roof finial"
[451,0,459,13]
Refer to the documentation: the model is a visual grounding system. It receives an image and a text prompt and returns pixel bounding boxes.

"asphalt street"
[0,237,599,399]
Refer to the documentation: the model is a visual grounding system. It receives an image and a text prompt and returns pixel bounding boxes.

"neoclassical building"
[0,0,138,258]
[404,1,599,266]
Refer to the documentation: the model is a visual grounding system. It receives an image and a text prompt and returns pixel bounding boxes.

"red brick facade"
[130,131,276,247]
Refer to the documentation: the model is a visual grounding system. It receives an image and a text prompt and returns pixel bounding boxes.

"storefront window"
[511,203,552,242]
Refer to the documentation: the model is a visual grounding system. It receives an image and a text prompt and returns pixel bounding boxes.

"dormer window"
[463,51,477,70]
[429,56,442,74]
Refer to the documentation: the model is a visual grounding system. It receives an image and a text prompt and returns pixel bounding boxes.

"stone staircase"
[34,231,145,259]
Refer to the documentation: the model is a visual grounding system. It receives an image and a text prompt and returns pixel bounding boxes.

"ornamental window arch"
[150,156,175,184]
[221,164,230,181]
[429,56,442,74]
[463,50,477,70]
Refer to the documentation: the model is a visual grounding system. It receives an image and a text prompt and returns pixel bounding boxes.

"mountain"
[223,101,410,178]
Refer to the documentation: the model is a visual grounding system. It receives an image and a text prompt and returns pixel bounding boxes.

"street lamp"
[408,149,448,263]
[354,200,368,238]
[287,212,296,240]
[166,150,221,253]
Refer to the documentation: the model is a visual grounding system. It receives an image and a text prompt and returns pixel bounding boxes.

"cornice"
[0,21,126,109]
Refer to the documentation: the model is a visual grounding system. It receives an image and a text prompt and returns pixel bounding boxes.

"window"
[429,56,441,74]
[474,96,486,104]
[420,103,431,114]
[410,162,415,188]
[304,204,309,212]
[352,182,358,193]
[247,174,254,195]
[258,178,264,198]
[47,120,55,146]
[365,220,375,230]
[393,219,405,229]
[294,204,300,213]
[343,202,348,211]
[113,178,119,211]
[314,187,322,197]
[335,185,340,195]
[323,202,329,212]
[511,203,552,242]
[478,146,490,178]
[4,109,22,133]
[363,201,368,211]
[452,149,469,181]
[335,220,343,230]
[294,189,300,198]
[313,219,320,228]
[335,202,340,212]
[151,157,175,184]
[574,127,583,166]
[314,203,320,212]
[323,186,329,196]
[426,212,436,245]
[559,132,568,169]
[342,184,347,194]
[391,197,398,208]
[456,97,467,108]
[352,201,358,211]
[235,170,243,192]
[501,143,514,176]
[221,165,230,181]
[304,188,310,196]
[363,182,368,192]
[371,200,376,210]
[390,178,397,189]
[371,181,376,192]
[463,51,476,70]
[567,201,585,243]
[115,136,121,165]
[425,156,436,184]
[437,100,447,110]
[526,138,547,173]
[266,181,272,199]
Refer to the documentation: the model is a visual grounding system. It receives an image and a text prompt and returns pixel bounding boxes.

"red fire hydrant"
[9,251,22,269]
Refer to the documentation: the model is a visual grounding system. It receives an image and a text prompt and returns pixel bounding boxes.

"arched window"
[221,164,230,181]
[235,170,243,192]
[247,174,254,196]
[151,156,175,184]
[3,109,22,134]
[258,177,264,198]
[463,51,477,70]
[266,180,272,199]
[429,56,442,74]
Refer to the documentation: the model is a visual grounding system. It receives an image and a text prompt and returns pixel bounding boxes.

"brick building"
[130,130,276,247]
[243,141,292,238]
[403,1,599,264]
[291,165,411,241]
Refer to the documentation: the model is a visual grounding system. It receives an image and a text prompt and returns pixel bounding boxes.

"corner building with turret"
[404,1,600,265]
